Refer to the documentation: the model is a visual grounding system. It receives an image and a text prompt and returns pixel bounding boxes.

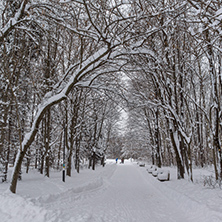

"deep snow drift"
[0,160,222,222]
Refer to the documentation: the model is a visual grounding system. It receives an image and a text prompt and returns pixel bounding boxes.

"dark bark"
[26,150,31,174]
[88,158,92,169]
[75,137,80,174]
[101,156,105,167]
[45,109,51,178]
[155,106,161,168]
[92,152,96,171]
[170,129,184,179]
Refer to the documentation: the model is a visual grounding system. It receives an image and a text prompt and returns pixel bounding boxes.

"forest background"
[1,0,222,193]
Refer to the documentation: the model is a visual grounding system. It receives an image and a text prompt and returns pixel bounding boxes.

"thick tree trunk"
[170,129,184,179]
[10,150,25,193]
[67,150,73,176]
[212,145,219,180]
[45,155,50,177]
[101,156,105,167]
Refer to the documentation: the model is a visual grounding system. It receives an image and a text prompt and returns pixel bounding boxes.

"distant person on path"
[121,157,124,164]
[116,158,118,163]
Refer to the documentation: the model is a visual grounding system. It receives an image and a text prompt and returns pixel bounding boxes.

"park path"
[41,161,188,222]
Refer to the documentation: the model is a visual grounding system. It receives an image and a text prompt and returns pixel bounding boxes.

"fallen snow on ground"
[0,160,222,222]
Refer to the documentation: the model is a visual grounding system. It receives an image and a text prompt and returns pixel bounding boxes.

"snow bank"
[0,192,57,222]
[0,162,117,222]
[143,164,222,222]
[37,176,104,204]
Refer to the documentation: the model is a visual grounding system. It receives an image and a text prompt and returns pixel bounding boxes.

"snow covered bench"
[152,168,162,177]
[147,166,170,181]
[147,165,157,173]
[146,165,160,177]
[157,170,170,181]
[138,162,145,167]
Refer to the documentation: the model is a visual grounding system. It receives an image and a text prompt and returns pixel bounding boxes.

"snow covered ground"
[0,160,222,222]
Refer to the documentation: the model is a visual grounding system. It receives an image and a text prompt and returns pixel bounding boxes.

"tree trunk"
[170,129,184,179]
[204,28,221,180]
[155,106,161,168]
[75,138,80,174]
[26,149,31,174]
[10,150,25,193]
[101,156,105,167]
[45,109,51,178]
[40,151,44,174]
[35,136,39,169]
[45,155,50,177]
[4,113,11,182]
[88,158,92,169]
[67,150,73,176]
[57,132,63,170]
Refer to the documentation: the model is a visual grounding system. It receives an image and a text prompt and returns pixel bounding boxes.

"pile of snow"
[0,191,57,222]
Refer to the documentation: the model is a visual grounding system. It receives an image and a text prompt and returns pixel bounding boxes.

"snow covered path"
[1,160,222,222]
[39,162,189,222]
